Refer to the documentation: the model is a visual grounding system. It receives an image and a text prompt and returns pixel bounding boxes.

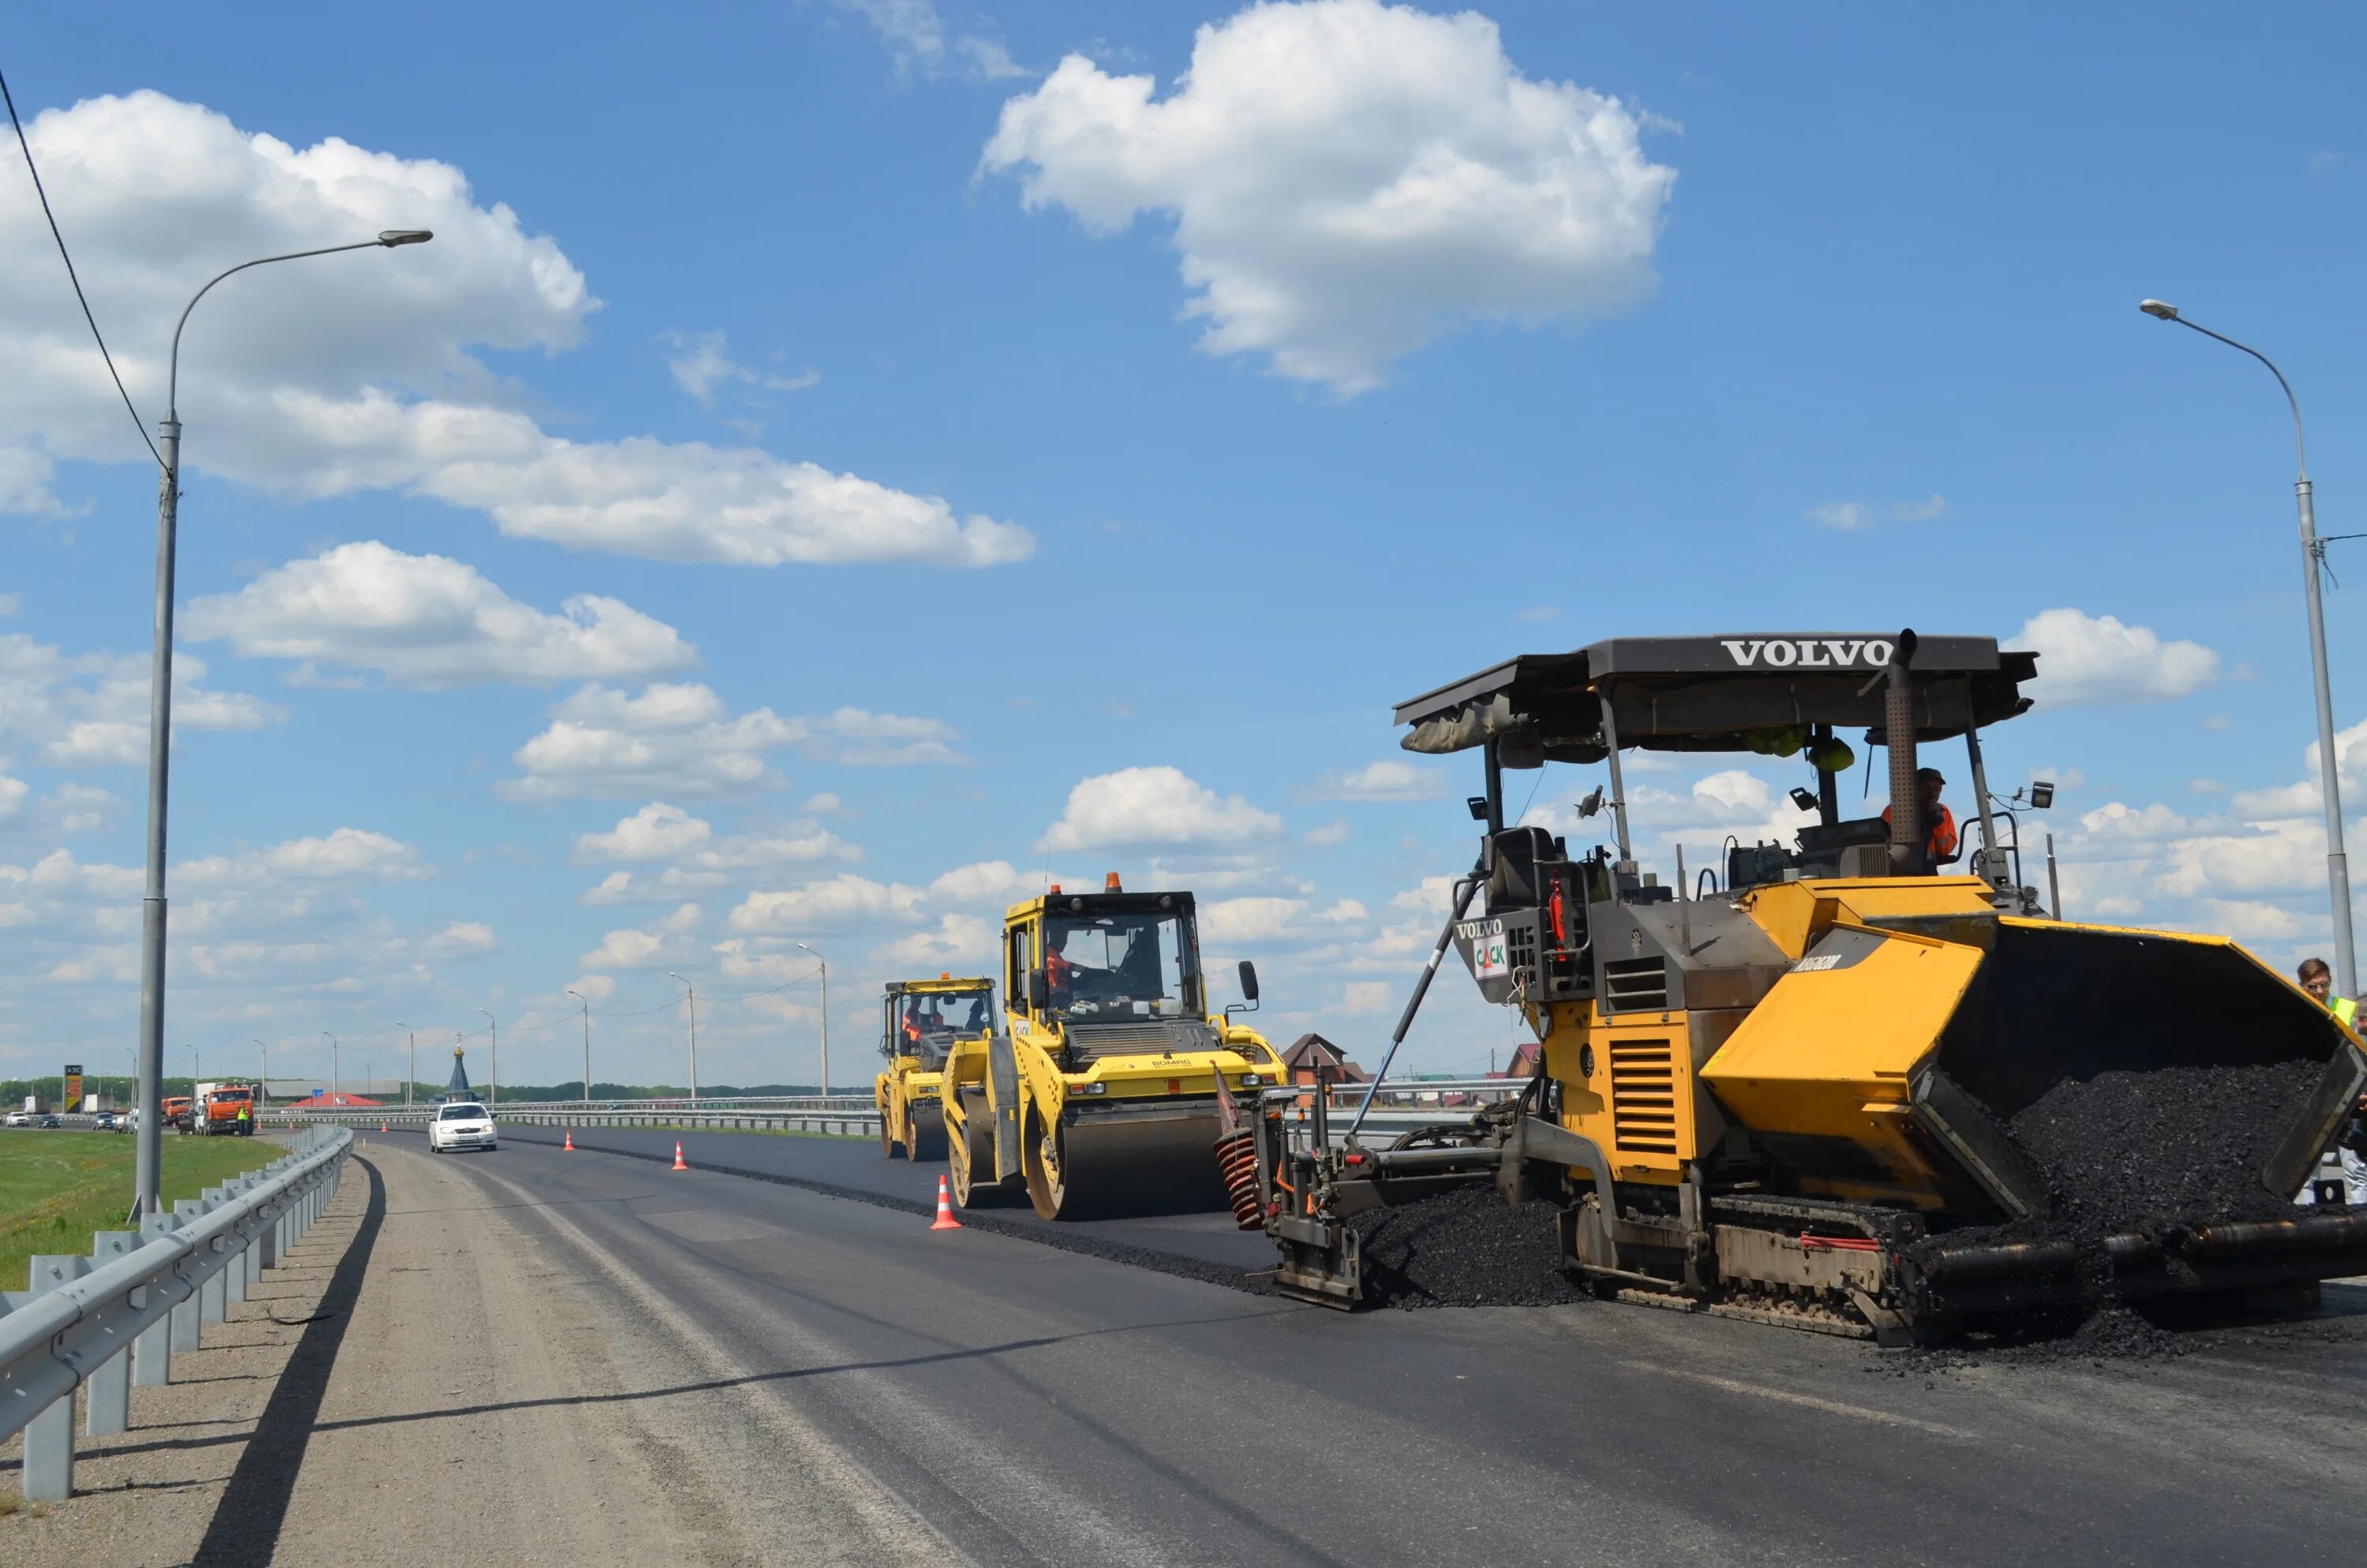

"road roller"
[1240,630,2367,1343]
[874,974,994,1161]
[942,874,1288,1218]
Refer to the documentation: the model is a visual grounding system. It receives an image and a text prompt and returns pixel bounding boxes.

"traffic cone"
[564,1131,575,1151]
[380,1121,388,1133]
[672,1140,688,1172]
[931,1174,962,1230]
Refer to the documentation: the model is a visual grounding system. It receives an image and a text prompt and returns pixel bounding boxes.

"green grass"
[0,1131,285,1292]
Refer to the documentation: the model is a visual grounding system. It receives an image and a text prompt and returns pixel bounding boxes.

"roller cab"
[948,878,1283,1219]
[875,975,994,1161]
[1257,630,2367,1342]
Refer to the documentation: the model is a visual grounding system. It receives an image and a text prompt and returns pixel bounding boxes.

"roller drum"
[1025,1104,1230,1221]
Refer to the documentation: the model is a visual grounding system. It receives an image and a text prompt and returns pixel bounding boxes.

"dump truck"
[1240,631,2367,1343]
[193,1081,258,1136]
[943,874,1288,1218]
[875,975,995,1160]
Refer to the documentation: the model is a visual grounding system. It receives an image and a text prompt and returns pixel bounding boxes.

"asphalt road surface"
[346,1129,2367,1566]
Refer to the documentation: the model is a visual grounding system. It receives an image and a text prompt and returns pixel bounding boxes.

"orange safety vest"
[1881,803,1958,861]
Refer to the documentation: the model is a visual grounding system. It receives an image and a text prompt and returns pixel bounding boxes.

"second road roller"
[943,874,1289,1218]
[875,974,994,1160]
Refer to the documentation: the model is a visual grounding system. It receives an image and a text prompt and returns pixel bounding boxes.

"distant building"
[1279,1032,1369,1086]
[301,1091,383,1108]
[1492,1041,1544,1079]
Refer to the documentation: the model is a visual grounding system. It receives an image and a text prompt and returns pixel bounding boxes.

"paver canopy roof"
[1394,633,2038,764]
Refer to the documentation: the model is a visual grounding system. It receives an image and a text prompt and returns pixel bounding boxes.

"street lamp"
[395,1021,416,1109]
[253,1039,267,1102]
[567,990,592,1106]
[131,228,434,1218]
[186,1043,198,1085]
[324,1031,338,1100]
[478,1008,498,1106]
[667,974,699,1104]
[2140,298,2355,996]
[796,942,830,1097]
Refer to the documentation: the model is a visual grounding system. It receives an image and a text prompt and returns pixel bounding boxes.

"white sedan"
[428,1101,498,1153]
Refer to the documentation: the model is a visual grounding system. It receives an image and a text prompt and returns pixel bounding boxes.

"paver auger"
[943,875,1287,1219]
[875,975,995,1160]
[1242,631,2367,1342]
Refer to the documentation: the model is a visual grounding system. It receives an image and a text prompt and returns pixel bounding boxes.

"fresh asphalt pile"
[1348,1182,1590,1309]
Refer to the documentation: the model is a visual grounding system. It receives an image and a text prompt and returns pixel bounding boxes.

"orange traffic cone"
[672,1140,688,1172]
[380,1121,388,1133]
[931,1174,962,1230]
[564,1131,575,1151]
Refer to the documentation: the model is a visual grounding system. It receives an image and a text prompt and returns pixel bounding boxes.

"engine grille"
[1061,1019,1213,1065]
[1602,956,1671,1012]
[1609,1038,1678,1155]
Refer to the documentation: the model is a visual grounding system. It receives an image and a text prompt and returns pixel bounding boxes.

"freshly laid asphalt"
[390,1128,2367,1566]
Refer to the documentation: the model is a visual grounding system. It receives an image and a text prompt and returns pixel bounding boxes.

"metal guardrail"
[0,1125,353,1501]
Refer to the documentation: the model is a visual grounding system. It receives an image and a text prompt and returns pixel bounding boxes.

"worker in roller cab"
[1881,766,1958,870]
[901,1001,926,1049]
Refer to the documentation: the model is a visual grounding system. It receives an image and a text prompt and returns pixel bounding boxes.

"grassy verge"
[0,1130,286,1291]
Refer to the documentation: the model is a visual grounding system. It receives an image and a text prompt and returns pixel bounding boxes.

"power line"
[0,62,162,467]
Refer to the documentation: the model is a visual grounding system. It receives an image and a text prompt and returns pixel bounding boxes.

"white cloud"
[2017,608,2219,707]
[666,331,820,407]
[1305,818,1349,846]
[1515,605,1560,623]
[835,0,1026,81]
[1311,758,1444,802]
[421,920,498,957]
[573,802,713,863]
[0,91,1026,571]
[1691,769,1775,821]
[0,773,26,822]
[579,926,669,970]
[504,682,964,800]
[178,827,424,886]
[1038,765,1281,851]
[0,445,84,518]
[2,634,283,767]
[1807,495,1946,530]
[1341,979,1395,1015]
[729,874,923,932]
[504,683,796,801]
[927,859,1033,905]
[981,0,1673,392]
[874,911,1002,970]
[185,541,695,688]
[1200,896,1309,944]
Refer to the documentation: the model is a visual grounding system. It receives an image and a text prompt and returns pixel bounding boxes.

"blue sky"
[3,1,2362,1093]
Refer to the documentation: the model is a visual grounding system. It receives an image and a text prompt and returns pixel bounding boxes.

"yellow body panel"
[876,975,993,1154]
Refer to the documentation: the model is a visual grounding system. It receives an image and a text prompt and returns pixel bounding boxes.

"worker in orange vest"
[1882,767,1958,868]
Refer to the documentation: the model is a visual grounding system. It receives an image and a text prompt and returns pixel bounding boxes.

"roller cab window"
[1043,911,1195,1021]
[898,989,994,1046]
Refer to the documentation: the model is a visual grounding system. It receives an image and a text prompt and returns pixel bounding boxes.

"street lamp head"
[378,229,434,247]
[2139,298,2180,321]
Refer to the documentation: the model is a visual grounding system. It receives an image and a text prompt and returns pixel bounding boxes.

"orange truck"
[163,1095,195,1132]
[192,1082,258,1136]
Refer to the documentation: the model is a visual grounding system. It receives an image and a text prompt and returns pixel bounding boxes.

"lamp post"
[2140,299,2355,997]
[130,228,434,1218]
[395,1021,415,1109]
[667,974,698,1103]
[567,990,592,1106]
[186,1043,198,1086]
[253,1039,266,1102]
[478,1008,498,1106]
[796,942,830,1097]
[324,1031,338,1100]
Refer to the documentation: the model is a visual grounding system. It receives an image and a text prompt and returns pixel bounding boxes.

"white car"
[3,1110,32,1128]
[428,1101,497,1153]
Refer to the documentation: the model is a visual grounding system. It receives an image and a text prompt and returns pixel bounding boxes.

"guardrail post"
[134,1211,180,1385]
[196,1190,229,1326]
[84,1233,139,1435]
[21,1256,88,1501]
[170,1200,205,1352]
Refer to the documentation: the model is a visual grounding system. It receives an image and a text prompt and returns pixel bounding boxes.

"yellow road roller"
[1245,630,2367,1343]
[875,974,994,1161]
[943,874,1287,1218]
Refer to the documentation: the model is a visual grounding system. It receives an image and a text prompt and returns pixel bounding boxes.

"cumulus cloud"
[1310,759,1445,802]
[0,91,1027,571]
[875,911,1002,969]
[981,0,1674,392]
[2017,608,2219,707]
[178,827,424,886]
[834,0,1027,81]
[504,682,964,800]
[1200,896,1309,943]
[421,920,498,957]
[665,330,819,408]
[185,541,695,688]
[573,802,713,863]
[2,634,283,767]
[1807,495,1946,531]
[1038,765,1280,851]
[729,874,923,932]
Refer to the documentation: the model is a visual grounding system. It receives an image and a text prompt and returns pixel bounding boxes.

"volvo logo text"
[1720,638,1893,669]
